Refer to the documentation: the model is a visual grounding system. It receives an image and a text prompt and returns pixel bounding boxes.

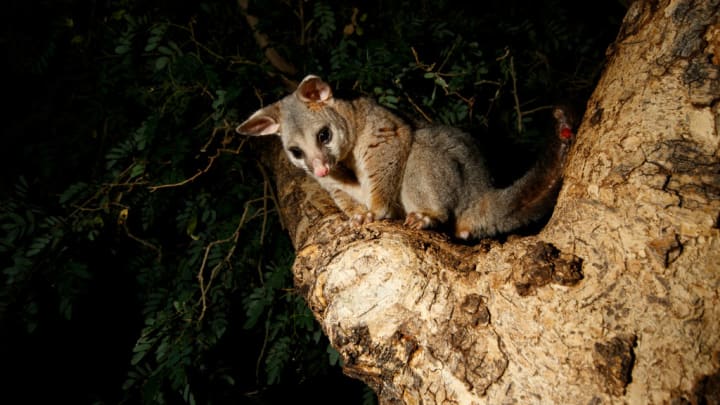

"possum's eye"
[288,147,304,159]
[317,127,332,145]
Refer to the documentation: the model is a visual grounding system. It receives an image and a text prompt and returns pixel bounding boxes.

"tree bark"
[263,0,720,403]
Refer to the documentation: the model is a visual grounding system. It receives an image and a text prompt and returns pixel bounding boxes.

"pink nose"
[314,166,329,177]
[312,158,329,177]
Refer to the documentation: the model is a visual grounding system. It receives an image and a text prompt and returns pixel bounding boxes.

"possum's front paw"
[351,212,376,227]
[403,212,436,230]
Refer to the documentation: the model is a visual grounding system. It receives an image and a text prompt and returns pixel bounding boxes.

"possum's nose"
[312,158,330,177]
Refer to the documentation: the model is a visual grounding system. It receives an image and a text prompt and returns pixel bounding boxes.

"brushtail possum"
[237,75,574,240]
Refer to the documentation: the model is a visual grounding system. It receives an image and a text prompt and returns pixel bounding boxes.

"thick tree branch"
[258,0,720,403]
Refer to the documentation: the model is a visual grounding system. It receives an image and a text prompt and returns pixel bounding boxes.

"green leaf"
[68,261,91,279]
[157,46,173,56]
[115,45,130,55]
[168,41,182,55]
[27,235,51,257]
[59,182,88,205]
[59,298,73,320]
[327,344,341,366]
[212,316,227,339]
[129,162,145,179]
[150,25,165,36]
[111,9,126,20]
[185,212,198,238]
[155,56,170,70]
[131,350,147,366]
[362,386,377,405]
[265,336,291,385]
[133,341,153,353]
[144,42,158,52]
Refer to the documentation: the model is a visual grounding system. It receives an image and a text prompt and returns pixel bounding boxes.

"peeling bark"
[257,0,720,403]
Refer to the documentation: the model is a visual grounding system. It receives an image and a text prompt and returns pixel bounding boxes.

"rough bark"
[262,0,720,403]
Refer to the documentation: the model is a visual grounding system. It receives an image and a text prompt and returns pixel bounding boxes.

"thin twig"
[509,56,523,133]
[148,123,243,192]
[522,105,553,116]
[165,22,225,61]
[196,195,274,322]
[196,208,248,321]
[121,211,163,262]
[148,150,221,192]
[404,92,433,123]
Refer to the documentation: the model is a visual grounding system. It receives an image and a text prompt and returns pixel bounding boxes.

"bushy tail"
[458,106,575,239]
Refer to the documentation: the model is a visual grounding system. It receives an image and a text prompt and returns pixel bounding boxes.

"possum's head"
[236,75,352,178]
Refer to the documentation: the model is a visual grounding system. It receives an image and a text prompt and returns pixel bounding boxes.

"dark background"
[1,1,627,403]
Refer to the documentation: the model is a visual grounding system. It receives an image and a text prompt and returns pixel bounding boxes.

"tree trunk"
[264,0,720,402]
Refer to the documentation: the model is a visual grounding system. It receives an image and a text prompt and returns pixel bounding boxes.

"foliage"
[1,0,624,403]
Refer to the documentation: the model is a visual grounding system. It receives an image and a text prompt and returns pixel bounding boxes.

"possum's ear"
[236,103,281,136]
[296,75,333,103]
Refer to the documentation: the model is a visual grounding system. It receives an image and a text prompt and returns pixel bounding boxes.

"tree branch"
[238,0,298,88]
[256,0,720,402]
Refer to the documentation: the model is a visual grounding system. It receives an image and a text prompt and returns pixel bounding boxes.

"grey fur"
[237,75,573,239]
